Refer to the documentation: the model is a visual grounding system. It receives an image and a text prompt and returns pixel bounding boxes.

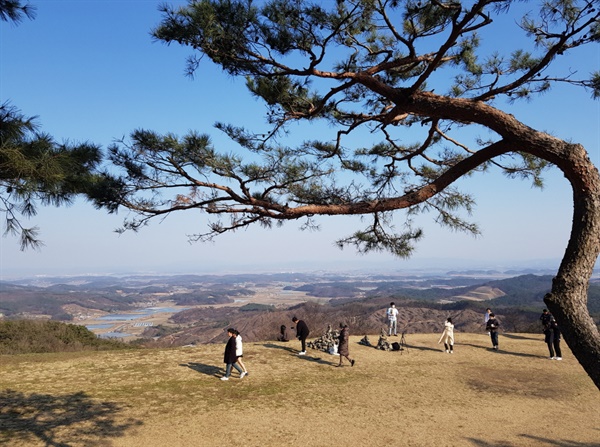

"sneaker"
[220,376,229,381]
[556,357,563,361]
[450,351,453,354]
[240,372,247,378]
[298,351,306,356]
[550,357,555,360]
[351,359,355,367]
[445,350,449,353]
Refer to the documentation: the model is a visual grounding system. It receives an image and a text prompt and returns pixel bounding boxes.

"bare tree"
[101,1,600,388]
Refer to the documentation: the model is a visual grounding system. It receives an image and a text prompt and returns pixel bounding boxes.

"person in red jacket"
[292,316,310,355]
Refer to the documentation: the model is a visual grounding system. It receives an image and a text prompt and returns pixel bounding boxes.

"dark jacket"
[486,317,499,333]
[295,320,310,340]
[550,319,560,341]
[338,326,349,356]
[540,312,553,329]
[223,336,237,364]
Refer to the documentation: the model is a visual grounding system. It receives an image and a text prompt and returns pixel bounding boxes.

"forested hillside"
[0,320,130,354]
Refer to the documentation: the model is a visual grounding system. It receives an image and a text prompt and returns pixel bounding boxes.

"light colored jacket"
[387,307,398,321]
[438,321,454,344]
[235,334,243,357]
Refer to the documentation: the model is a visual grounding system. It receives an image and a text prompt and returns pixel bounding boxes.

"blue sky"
[1,1,599,278]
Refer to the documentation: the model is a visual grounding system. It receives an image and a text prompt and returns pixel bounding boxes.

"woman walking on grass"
[337,323,355,367]
[438,317,455,353]
[221,328,244,381]
[234,330,248,377]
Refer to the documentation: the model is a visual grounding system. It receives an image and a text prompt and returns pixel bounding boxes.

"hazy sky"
[1,1,599,278]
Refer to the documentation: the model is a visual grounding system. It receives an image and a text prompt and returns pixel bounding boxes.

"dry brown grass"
[1,333,599,447]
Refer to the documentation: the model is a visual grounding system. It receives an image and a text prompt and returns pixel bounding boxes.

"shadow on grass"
[0,389,142,447]
[459,342,544,359]
[296,353,339,366]
[466,434,599,446]
[398,343,437,353]
[261,343,339,366]
[502,333,542,341]
[260,343,297,353]
[180,362,223,377]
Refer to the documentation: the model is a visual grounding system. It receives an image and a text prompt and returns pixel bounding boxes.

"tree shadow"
[180,362,223,377]
[465,434,600,446]
[0,389,142,447]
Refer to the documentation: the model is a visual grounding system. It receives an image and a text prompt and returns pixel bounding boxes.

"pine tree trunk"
[543,142,600,390]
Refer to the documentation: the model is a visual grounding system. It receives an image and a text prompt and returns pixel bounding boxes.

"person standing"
[545,317,563,360]
[485,313,500,351]
[540,308,553,329]
[221,328,244,381]
[337,323,355,367]
[292,316,310,355]
[438,317,455,353]
[234,330,248,377]
[484,308,492,335]
[386,302,399,336]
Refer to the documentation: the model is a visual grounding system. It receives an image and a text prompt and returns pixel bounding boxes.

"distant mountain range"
[1,271,598,346]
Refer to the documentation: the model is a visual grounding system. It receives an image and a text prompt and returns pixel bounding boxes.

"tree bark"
[543,142,600,390]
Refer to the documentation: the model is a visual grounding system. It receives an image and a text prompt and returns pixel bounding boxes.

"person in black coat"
[485,313,500,351]
[540,308,553,329]
[292,316,310,355]
[545,317,563,360]
[221,328,244,381]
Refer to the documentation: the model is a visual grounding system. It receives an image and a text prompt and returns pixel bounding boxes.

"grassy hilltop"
[1,333,599,447]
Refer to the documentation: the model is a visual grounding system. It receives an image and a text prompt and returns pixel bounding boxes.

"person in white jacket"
[234,330,248,377]
[386,302,399,336]
[438,317,455,353]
